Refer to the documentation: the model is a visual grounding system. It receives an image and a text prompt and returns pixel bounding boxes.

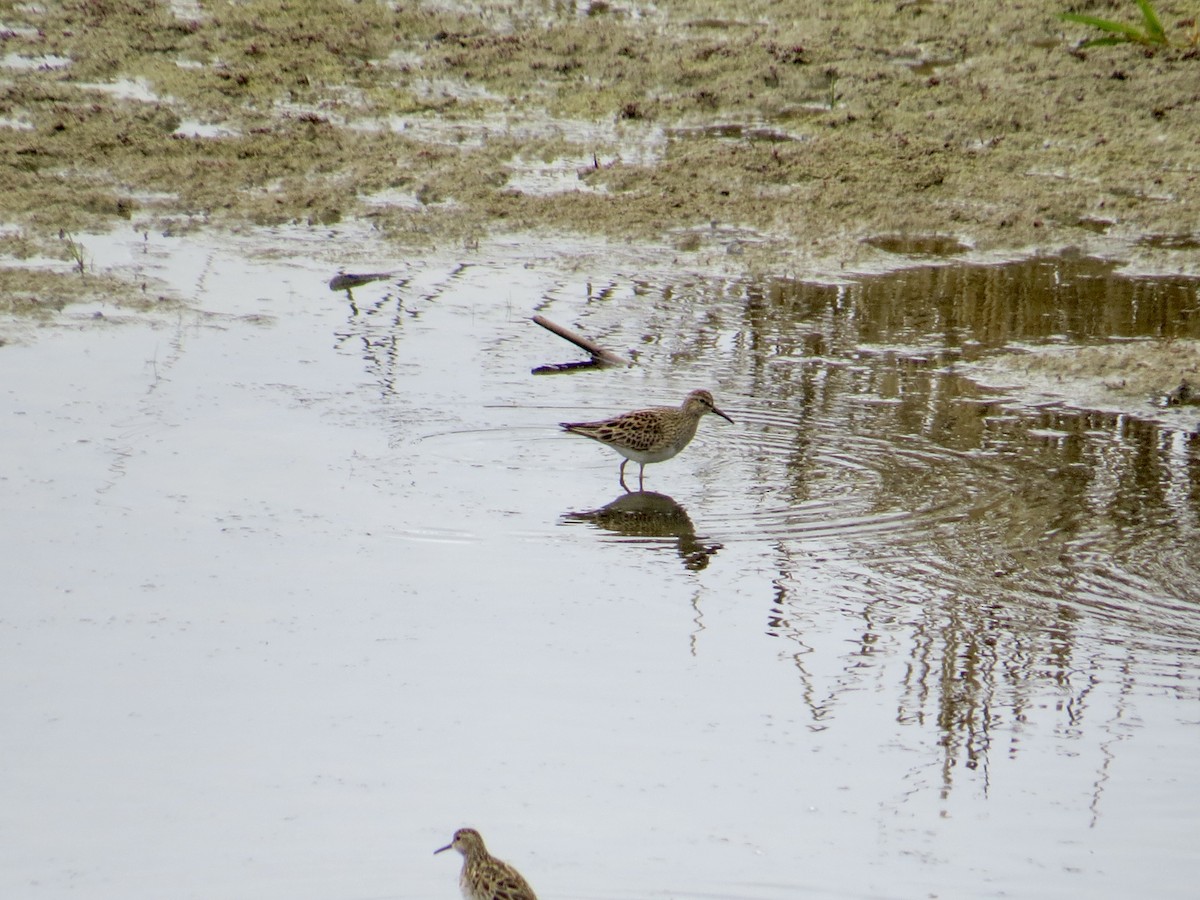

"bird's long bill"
[433,842,453,855]
[713,406,734,424]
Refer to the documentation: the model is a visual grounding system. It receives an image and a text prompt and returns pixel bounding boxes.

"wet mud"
[1,0,1198,267]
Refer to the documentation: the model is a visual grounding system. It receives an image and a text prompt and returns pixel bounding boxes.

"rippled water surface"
[2,229,1198,900]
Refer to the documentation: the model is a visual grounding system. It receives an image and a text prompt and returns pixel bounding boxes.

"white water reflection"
[1,227,1197,900]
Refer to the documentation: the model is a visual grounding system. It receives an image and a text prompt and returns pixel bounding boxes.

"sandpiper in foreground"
[435,827,539,900]
[561,388,734,491]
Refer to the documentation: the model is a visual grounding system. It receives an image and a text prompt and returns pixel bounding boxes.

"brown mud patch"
[0,0,1197,266]
[2,0,1200,414]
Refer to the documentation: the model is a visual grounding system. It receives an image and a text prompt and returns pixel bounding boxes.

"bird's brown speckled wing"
[563,409,668,452]
[486,862,538,900]
[616,410,668,452]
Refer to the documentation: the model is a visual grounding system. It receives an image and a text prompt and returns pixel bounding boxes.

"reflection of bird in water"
[560,389,734,491]
[434,828,538,900]
[562,490,721,571]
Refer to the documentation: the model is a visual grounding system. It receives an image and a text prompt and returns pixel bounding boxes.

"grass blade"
[1058,10,1171,45]
[1080,35,1136,47]
[1135,0,1167,42]
[1059,12,1146,37]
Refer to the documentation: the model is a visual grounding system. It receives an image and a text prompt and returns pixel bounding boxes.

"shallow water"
[2,228,1198,900]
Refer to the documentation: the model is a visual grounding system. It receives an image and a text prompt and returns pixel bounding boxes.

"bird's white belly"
[613,440,687,465]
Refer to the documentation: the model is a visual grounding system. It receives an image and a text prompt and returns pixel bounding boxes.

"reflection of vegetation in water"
[734,254,1200,373]
[761,365,1199,787]
[611,258,1200,786]
[846,256,1199,347]
[333,279,410,397]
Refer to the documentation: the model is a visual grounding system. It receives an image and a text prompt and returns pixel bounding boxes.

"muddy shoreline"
[1,1,1199,408]
[3,2,1198,262]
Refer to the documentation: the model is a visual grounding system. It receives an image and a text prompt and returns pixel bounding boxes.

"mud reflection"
[754,395,1200,788]
[718,256,1200,786]
[561,490,721,571]
[735,253,1200,354]
[332,276,411,395]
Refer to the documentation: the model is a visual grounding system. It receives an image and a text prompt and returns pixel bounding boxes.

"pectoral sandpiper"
[561,388,734,491]
[434,827,539,900]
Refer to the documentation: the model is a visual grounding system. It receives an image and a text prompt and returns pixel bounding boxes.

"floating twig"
[531,314,631,373]
[328,272,394,292]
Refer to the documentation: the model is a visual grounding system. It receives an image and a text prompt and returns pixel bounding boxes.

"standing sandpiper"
[560,388,734,491]
[434,827,539,900]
